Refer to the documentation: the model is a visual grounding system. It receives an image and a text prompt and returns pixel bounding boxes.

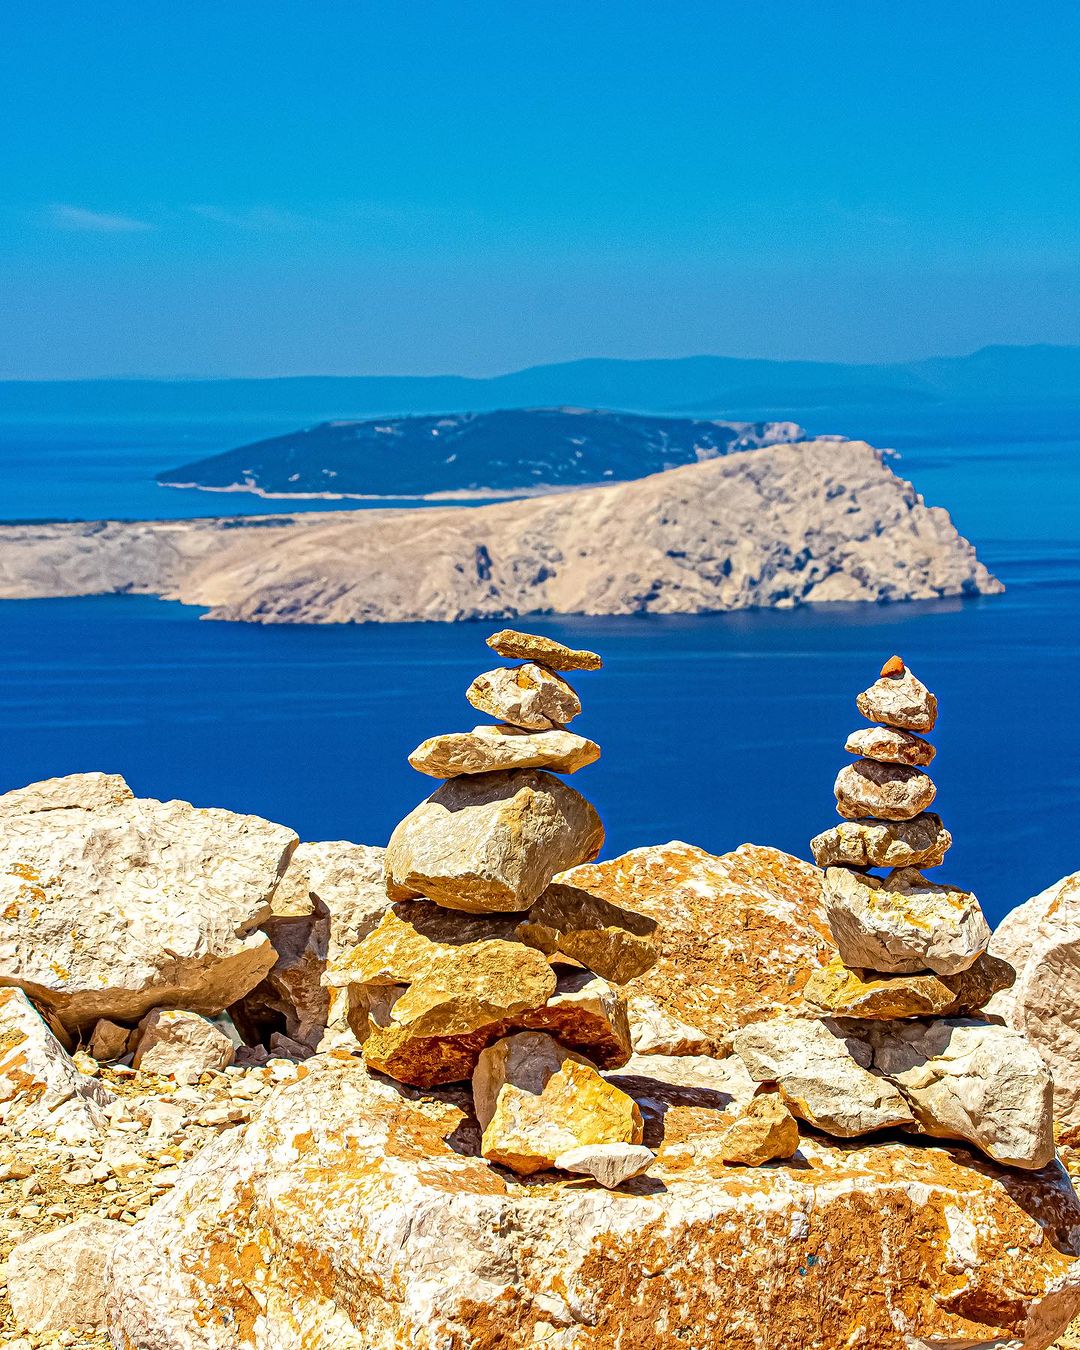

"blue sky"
[1,1,1078,378]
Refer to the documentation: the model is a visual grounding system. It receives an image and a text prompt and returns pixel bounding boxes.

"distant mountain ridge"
[1,344,1077,420]
[157,408,803,499]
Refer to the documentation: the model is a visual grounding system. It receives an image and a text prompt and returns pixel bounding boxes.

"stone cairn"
[327,628,659,1187]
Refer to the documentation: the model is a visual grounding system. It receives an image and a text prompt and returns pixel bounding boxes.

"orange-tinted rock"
[486,629,603,672]
[714,1093,801,1166]
[804,953,1014,1020]
[515,882,659,984]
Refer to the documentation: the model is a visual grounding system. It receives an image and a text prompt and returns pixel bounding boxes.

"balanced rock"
[732,1017,916,1137]
[132,1009,236,1083]
[0,773,297,1032]
[824,866,991,975]
[811,813,952,869]
[554,1141,655,1188]
[8,1216,125,1333]
[714,1092,801,1166]
[834,758,936,821]
[384,769,603,912]
[409,724,600,778]
[475,1031,643,1175]
[515,881,659,984]
[844,725,935,766]
[856,665,938,732]
[804,953,1015,1020]
[486,628,603,671]
[466,663,581,730]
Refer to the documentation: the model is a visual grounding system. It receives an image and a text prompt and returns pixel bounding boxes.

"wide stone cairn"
[336,627,659,1178]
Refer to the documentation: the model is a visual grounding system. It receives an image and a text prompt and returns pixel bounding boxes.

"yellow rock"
[515,882,658,984]
[485,629,603,672]
[804,953,1015,1020]
[717,1093,801,1166]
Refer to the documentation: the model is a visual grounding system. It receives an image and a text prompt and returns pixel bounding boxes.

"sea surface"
[2,401,1079,926]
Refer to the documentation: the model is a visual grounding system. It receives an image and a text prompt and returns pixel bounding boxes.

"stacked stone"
[806,655,1007,1016]
[329,628,658,1186]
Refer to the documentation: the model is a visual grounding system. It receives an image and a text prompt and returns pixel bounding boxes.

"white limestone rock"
[555,1142,655,1188]
[8,1216,126,1332]
[628,992,719,1057]
[133,1009,236,1084]
[409,725,600,778]
[834,759,936,821]
[856,666,938,732]
[466,662,582,730]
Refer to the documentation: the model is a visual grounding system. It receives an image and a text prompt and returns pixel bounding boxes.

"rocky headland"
[4,630,1080,1348]
[0,438,1001,623]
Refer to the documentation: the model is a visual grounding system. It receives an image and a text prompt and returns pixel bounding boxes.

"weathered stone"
[133,1009,236,1084]
[561,842,836,1040]
[0,774,296,1031]
[409,725,600,778]
[87,1017,133,1061]
[863,1018,1055,1170]
[627,992,720,1057]
[466,663,581,730]
[230,905,330,1050]
[804,953,1015,1020]
[834,758,936,821]
[0,770,134,817]
[844,724,935,766]
[385,769,603,912]
[271,840,388,949]
[989,872,1080,1127]
[554,1142,655,1188]
[515,881,658,984]
[714,1092,801,1165]
[8,1216,125,1332]
[0,987,113,1143]
[811,813,952,869]
[856,665,938,732]
[475,1032,643,1175]
[522,969,633,1069]
[732,1017,916,1137]
[107,1053,1080,1349]
[486,629,603,671]
[824,866,991,975]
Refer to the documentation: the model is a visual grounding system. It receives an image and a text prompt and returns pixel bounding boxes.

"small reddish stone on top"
[880,655,905,678]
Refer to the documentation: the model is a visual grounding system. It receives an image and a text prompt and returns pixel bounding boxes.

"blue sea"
[2,402,1079,926]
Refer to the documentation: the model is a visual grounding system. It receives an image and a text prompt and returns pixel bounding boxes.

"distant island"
[156,408,804,500]
[0,439,1002,624]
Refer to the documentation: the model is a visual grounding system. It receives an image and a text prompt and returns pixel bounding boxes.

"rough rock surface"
[409,725,600,777]
[466,663,582,730]
[0,773,297,1030]
[486,629,603,671]
[132,1010,236,1084]
[0,440,1003,624]
[7,1215,124,1331]
[711,1092,801,1165]
[989,872,1080,1128]
[88,1017,132,1062]
[856,667,939,732]
[804,952,1014,1020]
[384,769,604,912]
[810,813,952,869]
[106,1052,1080,1350]
[514,881,659,984]
[627,992,719,1057]
[834,758,936,821]
[844,725,935,766]
[561,842,836,1041]
[554,1141,654,1188]
[824,865,991,975]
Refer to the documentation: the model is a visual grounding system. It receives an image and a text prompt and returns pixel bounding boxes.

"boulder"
[810,813,952,869]
[466,663,582,730]
[823,866,991,975]
[0,774,297,1031]
[732,1017,916,1137]
[132,1009,236,1084]
[856,666,938,732]
[834,758,936,821]
[384,770,603,912]
[0,987,113,1143]
[844,725,935,766]
[515,881,659,983]
[554,1142,655,1188]
[8,1216,125,1332]
[711,1092,801,1166]
[475,1031,643,1175]
[561,842,836,1042]
[409,725,601,778]
[988,872,1080,1127]
[804,953,1015,1020]
[627,992,719,1056]
[107,1053,1080,1349]
[486,629,603,671]
[88,1017,133,1061]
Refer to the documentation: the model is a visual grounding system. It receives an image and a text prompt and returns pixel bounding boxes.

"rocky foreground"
[0,439,1001,623]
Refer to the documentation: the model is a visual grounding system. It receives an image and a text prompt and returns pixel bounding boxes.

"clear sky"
[2,1,1078,378]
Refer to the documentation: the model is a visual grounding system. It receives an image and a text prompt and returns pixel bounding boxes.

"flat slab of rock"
[555,1141,654,1188]
[732,1017,916,1136]
[0,773,297,1031]
[409,724,600,777]
[486,629,603,671]
[385,769,603,912]
[811,813,952,869]
[466,663,581,730]
[515,881,658,983]
[824,866,991,975]
[132,1009,236,1084]
[834,758,936,821]
[856,666,938,732]
[9,1215,126,1332]
[804,953,1014,1020]
[845,725,935,766]
[106,1053,1080,1349]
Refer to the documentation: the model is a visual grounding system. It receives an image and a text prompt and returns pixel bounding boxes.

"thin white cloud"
[47,203,154,233]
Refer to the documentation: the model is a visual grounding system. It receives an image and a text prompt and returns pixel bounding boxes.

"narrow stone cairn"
[335,628,658,1183]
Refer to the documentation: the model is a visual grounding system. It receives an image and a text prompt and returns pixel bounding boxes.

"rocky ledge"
[0,439,1001,623]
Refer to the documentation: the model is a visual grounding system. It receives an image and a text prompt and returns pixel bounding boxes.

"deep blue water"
[2,401,1079,926]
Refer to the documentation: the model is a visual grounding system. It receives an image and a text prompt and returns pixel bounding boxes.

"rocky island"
[0,438,1002,623]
